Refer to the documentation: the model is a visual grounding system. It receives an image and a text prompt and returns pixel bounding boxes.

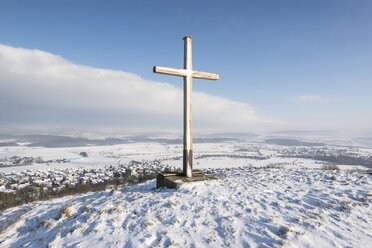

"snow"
[1,140,370,194]
[0,167,370,247]
[1,141,371,174]
[0,138,371,247]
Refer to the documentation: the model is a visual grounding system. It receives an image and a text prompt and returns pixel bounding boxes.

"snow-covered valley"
[0,135,371,247]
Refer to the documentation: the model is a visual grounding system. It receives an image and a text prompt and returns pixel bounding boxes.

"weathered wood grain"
[153,35,219,178]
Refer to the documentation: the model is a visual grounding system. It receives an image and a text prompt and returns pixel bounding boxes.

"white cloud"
[294,94,338,103]
[0,44,282,132]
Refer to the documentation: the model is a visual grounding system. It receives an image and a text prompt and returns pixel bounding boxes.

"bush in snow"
[321,164,340,171]
[60,205,73,218]
[79,152,88,158]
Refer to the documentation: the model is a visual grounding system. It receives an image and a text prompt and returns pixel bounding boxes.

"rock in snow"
[0,167,370,247]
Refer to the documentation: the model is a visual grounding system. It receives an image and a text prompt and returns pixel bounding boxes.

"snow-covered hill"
[0,167,371,247]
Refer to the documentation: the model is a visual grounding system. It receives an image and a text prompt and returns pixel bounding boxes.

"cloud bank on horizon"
[294,95,338,103]
[0,44,282,133]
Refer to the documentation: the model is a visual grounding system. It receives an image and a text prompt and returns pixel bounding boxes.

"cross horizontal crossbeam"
[153,66,219,80]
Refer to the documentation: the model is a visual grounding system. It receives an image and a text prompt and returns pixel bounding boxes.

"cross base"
[156,170,217,189]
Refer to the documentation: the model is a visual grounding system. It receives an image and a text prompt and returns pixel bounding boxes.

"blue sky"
[0,0,371,134]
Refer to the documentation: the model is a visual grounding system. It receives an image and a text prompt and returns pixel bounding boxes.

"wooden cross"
[153,36,219,178]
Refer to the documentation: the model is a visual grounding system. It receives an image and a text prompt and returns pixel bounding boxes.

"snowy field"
[1,138,372,174]
[0,135,371,247]
[0,167,371,247]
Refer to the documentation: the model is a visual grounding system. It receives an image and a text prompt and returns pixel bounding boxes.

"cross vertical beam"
[183,36,193,178]
[153,36,219,178]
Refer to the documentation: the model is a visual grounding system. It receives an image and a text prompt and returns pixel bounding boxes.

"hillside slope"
[0,167,371,247]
